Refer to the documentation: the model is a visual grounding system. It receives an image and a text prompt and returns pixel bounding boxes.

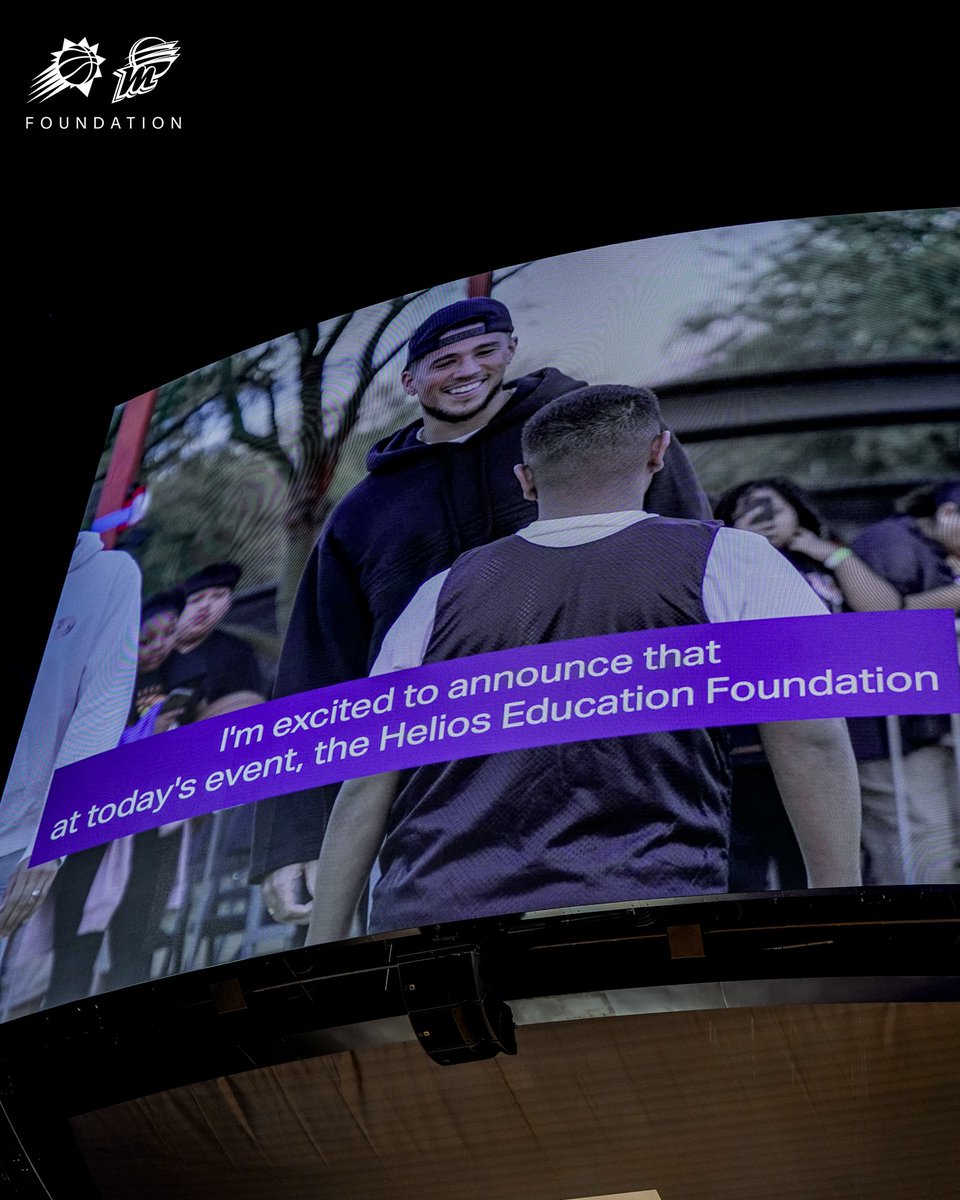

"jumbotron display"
[1,208,957,1019]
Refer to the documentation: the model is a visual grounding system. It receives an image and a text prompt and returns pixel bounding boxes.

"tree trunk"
[278,466,334,636]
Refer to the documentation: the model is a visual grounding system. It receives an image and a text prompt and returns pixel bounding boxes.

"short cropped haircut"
[521,385,665,485]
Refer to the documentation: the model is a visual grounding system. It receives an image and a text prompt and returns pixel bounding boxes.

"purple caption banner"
[32,610,960,864]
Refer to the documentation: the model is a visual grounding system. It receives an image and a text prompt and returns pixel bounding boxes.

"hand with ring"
[261,861,317,924]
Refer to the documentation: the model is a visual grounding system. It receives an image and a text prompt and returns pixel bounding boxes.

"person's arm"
[787,529,902,611]
[250,524,373,898]
[903,582,960,611]
[257,565,442,924]
[704,528,830,623]
[851,520,960,612]
[302,576,442,938]
[305,770,402,944]
[55,552,142,769]
[758,718,862,888]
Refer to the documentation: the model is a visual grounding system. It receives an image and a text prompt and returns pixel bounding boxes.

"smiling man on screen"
[306,385,862,944]
[251,299,713,924]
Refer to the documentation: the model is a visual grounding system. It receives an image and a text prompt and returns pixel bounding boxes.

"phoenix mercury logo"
[112,37,180,103]
[28,36,179,104]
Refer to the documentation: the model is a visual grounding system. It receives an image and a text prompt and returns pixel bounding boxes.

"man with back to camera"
[306,385,863,944]
[250,298,714,923]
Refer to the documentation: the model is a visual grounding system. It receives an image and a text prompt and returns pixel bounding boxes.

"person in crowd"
[166,562,265,714]
[252,298,714,926]
[715,477,902,614]
[44,563,269,1007]
[714,477,902,891]
[44,590,192,1008]
[853,481,960,611]
[850,481,960,885]
[306,386,862,944]
[111,569,267,987]
[716,476,960,888]
[125,588,189,733]
[0,532,140,1013]
[159,566,268,979]
[0,533,140,940]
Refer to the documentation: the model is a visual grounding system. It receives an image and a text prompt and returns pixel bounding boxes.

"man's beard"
[420,384,503,425]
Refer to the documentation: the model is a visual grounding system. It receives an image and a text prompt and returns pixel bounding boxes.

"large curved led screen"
[1,207,958,1019]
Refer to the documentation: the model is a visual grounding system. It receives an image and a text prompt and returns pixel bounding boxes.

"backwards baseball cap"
[181,562,242,599]
[406,298,514,367]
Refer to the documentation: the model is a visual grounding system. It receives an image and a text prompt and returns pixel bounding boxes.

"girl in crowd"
[714,477,900,892]
[714,477,901,614]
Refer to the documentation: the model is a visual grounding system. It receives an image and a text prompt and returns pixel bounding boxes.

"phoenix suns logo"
[27,36,179,104]
[28,37,106,102]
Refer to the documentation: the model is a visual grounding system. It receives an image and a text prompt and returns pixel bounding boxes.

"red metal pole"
[467,273,493,298]
[94,390,157,548]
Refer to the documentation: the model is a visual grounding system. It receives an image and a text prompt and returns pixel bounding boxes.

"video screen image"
[1,207,958,1020]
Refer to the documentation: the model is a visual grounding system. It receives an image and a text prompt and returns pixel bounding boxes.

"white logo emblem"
[29,37,105,103]
[112,37,180,103]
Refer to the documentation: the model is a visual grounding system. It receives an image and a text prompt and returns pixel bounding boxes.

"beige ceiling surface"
[71,1002,960,1200]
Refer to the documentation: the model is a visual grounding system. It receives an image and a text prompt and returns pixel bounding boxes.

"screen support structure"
[397,945,517,1066]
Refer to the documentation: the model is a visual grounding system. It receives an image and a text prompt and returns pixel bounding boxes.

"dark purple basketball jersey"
[370,517,731,933]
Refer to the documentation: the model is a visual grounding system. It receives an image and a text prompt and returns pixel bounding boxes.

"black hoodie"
[250,368,711,881]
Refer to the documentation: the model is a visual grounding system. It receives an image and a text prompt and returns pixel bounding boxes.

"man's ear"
[514,463,537,502]
[648,430,671,474]
[400,368,418,397]
[506,334,518,363]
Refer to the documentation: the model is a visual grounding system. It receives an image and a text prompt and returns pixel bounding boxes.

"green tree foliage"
[128,268,528,639]
[136,445,287,596]
[682,209,960,376]
[687,423,960,500]
[135,300,426,626]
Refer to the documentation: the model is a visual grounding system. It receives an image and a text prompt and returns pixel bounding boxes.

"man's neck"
[531,507,650,523]
[419,385,513,445]
[534,486,653,522]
